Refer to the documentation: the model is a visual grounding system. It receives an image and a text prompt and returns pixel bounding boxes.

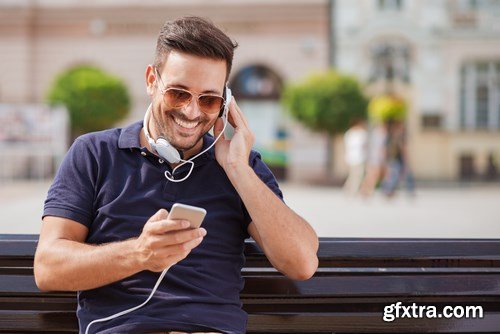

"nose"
[183,96,203,120]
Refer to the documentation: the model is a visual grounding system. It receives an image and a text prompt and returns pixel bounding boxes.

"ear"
[145,65,156,97]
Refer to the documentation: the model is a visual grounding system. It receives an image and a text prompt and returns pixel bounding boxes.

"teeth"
[173,117,199,129]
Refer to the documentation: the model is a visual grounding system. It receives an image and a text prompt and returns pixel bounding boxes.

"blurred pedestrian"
[381,120,415,197]
[360,122,387,197]
[343,118,368,196]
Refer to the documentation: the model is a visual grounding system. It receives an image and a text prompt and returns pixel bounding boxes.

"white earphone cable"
[164,112,228,183]
[84,265,173,334]
[85,111,229,333]
[85,96,230,332]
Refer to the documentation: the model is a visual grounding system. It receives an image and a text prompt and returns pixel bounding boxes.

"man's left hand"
[213,99,255,172]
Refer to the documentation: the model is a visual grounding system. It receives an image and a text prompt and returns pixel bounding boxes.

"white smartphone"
[167,203,207,229]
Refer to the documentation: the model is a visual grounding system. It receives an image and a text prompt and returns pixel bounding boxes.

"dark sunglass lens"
[165,89,192,108]
[199,96,224,114]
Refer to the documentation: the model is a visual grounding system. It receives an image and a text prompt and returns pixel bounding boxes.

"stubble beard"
[152,104,212,153]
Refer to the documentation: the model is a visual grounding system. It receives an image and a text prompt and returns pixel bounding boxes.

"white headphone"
[143,86,232,182]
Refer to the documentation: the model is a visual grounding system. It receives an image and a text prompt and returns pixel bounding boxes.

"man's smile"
[172,115,200,129]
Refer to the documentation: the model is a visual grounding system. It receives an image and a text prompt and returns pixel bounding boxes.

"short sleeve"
[42,137,97,228]
[242,151,284,226]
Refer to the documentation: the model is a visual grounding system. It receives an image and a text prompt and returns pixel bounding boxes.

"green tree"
[47,65,131,138]
[281,70,368,179]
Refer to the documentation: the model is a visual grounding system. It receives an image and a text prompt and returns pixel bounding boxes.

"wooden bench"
[1,234,499,333]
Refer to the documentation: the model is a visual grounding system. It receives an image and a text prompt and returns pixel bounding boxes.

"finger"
[148,208,169,223]
[232,99,250,128]
[213,117,225,140]
[224,100,237,129]
[227,106,237,129]
[146,219,190,235]
[229,100,255,145]
[155,238,203,271]
[229,99,247,129]
[158,235,204,258]
[150,227,207,247]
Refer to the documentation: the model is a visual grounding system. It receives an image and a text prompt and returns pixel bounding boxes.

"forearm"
[227,164,319,279]
[34,238,142,292]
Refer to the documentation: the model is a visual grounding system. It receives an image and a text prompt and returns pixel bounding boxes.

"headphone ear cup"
[220,86,232,118]
[154,138,181,164]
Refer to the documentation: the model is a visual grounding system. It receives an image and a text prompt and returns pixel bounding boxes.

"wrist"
[128,238,146,272]
[225,162,253,181]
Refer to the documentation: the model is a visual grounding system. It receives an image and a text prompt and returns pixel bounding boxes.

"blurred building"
[0,0,330,182]
[334,0,500,181]
[0,104,68,181]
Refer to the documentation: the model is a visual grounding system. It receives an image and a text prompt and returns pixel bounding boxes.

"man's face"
[147,50,227,152]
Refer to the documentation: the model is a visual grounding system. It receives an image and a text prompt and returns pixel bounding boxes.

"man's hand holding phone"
[134,205,207,272]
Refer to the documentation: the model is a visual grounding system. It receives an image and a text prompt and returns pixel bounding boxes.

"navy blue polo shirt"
[43,120,283,334]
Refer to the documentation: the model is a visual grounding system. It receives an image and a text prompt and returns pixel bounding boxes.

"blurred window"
[460,61,500,130]
[476,64,489,128]
[421,115,443,129]
[450,0,479,27]
[230,65,282,100]
[369,42,411,83]
[455,0,479,11]
[377,0,404,11]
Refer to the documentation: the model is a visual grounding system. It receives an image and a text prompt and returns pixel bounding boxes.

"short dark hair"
[154,16,238,80]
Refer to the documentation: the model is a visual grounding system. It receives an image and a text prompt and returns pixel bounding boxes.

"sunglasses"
[155,69,225,115]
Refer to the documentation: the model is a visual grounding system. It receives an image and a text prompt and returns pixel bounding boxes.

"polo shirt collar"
[118,120,142,149]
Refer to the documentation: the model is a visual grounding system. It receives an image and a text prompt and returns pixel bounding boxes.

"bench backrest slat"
[1,235,500,333]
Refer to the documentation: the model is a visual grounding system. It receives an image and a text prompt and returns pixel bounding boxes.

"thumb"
[213,117,225,141]
[148,208,169,223]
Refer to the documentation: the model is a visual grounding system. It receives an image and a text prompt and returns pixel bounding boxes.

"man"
[34,16,318,334]
[360,122,387,197]
[381,119,415,197]
[343,118,368,196]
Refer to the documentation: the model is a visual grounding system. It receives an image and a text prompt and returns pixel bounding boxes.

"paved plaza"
[0,180,499,238]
